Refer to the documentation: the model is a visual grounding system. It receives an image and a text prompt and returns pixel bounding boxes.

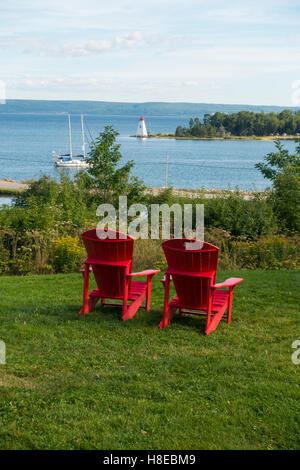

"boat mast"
[81,114,86,159]
[68,114,73,158]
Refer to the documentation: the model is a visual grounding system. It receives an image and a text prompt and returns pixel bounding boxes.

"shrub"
[52,235,85,273]
[273,169,300,233]
[133,239,166,272]
[203,192,274,240]
[228,235,300,270]
[130,233,300,272]
[256,139,300,233]
[144,189,274,241]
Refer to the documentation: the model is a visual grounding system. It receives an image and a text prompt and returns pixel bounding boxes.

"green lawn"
[0,270,299,450]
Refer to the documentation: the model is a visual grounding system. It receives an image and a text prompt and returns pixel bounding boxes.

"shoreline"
[0,179,264,200]
[0,179,29,195]
[145,187,265,200]
[147,134,299,141]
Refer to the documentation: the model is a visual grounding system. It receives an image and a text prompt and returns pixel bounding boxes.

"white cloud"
[20,31,146,56]
[59,39,113,56]
[115,32,143,48]
[1,0,300,104]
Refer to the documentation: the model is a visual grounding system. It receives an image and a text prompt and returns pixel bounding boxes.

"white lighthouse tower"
[136,116,148,138]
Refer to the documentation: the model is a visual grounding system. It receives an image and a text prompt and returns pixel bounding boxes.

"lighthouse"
[136,116,148,138]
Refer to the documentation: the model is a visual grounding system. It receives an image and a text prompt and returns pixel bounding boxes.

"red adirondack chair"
[160,238,243,334]
[79,229,160,320]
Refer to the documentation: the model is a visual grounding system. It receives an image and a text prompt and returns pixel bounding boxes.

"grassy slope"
[0,270,299,450]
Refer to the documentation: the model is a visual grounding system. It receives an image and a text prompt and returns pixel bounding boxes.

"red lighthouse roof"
[139,116,144,121]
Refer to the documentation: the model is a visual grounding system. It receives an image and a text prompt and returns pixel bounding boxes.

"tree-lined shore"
[150,133,299,141]
[150,109,300,140]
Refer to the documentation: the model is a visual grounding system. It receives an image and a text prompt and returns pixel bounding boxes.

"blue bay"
[0,112,297,190]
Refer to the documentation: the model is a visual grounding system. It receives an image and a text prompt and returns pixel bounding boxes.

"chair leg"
[146,288,151,311]
[159,306,177,328]
[78,296,99,315]
[122,277,129,319]
[163,275,170,314]
[159,275,170,328]
[159,275,174,328]
[122,291,147,321]
[146,277,151,311]
[79,264,90,315]
[146,274,154,311]
[227,287,234,323]
[79,264,100,315]
[205,290,213,334]
[205,303,227,335]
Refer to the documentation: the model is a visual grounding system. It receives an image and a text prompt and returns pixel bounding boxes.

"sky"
[1,0,300,105]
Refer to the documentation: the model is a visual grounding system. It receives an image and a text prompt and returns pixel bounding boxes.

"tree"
[218,124,226,137]
[255,139,300,182]
[210,112,224,129]
[86,125,145,203]
[256,139,300,232]
[273,167,300,232]
[176,110,300,138]
[203,114,210,125]
[175,125,184,136]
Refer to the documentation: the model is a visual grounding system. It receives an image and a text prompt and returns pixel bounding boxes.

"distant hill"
[0,99,299,116]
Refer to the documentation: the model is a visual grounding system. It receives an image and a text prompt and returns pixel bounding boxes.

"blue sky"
[1,0,300,105]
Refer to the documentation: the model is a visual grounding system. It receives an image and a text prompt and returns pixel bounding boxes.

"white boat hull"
[55,159,90,168]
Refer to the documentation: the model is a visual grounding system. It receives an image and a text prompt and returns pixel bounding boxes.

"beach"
[0,179,259,201]
[0,178,29,194]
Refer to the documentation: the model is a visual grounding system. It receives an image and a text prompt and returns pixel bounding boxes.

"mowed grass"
[0,270,299,450]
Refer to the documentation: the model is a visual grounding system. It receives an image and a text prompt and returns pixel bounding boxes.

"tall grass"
[132,232,300,272]
[0,226,299,275]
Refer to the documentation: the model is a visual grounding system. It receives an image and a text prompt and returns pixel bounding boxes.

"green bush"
[227,235,300,269]
[256,139,300,233]
[52,235,85,273]
[203,192,274,240]
[144,189,274,241]
[0,229,56,275]
[130,233,300,272]
[273,169,300,233]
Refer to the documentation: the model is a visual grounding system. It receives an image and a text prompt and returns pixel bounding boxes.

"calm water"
[0,113,297,190]
[0,196,11,206]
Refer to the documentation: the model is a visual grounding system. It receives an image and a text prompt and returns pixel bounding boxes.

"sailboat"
[54,114,90,168]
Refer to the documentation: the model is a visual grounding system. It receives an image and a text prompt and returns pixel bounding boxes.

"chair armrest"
[127,269,160,277]
[213,277,243,289]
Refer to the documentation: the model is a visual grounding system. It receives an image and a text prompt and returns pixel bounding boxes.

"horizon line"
[3,98,300,109]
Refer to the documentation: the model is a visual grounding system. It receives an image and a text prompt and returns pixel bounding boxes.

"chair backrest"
[82,229,134,298]
[162,238,219,273]
[162,238,219,309]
